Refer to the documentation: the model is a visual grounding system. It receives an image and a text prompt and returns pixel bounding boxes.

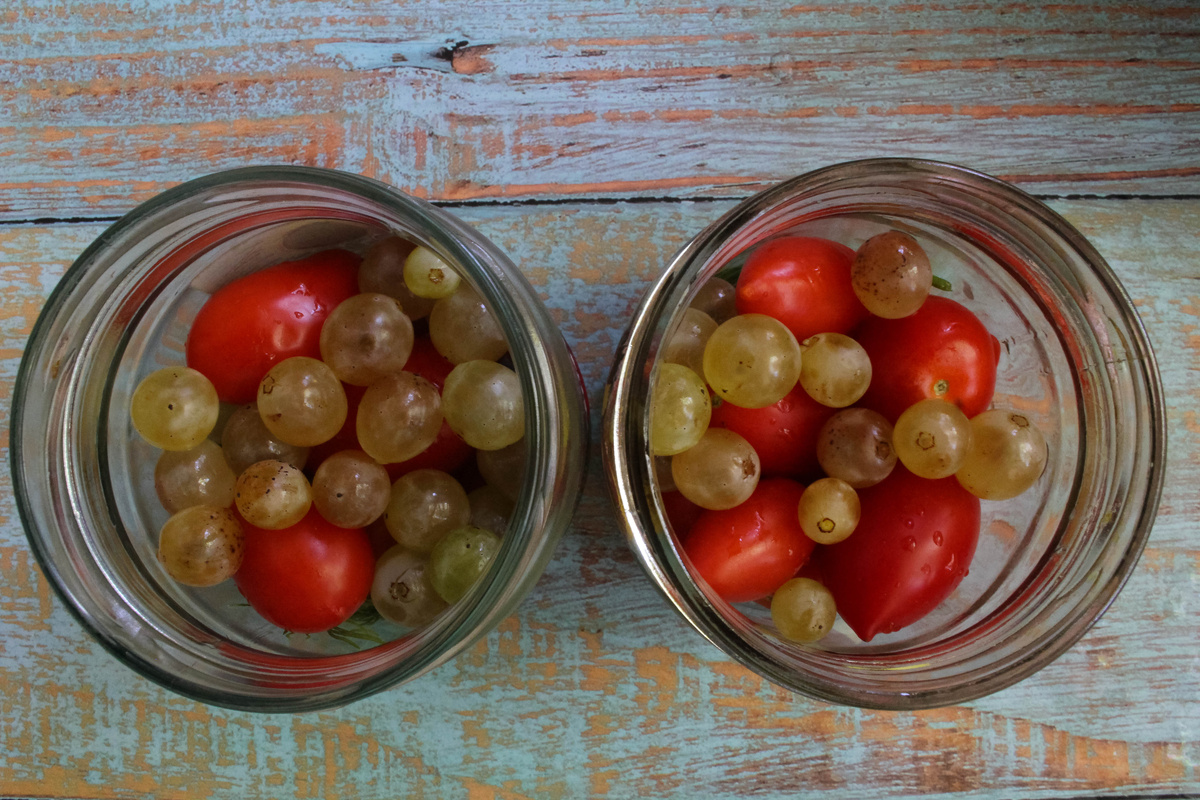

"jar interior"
[653,208,1081,654]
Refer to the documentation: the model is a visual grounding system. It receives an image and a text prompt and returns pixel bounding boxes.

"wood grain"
[2,0,1199,220]
[0,198,1196,799]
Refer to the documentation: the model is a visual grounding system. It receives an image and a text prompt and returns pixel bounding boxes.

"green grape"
[154,439,237,514]
[429,285,509,365]
[798,332,871,408]
[649,363,711,456]
[797,477,860,545]
[817,408,897,488]
[428,526,501,604]
[220,404,310,474]
[851,230,933,319]
[468,485,515,536]
[703,313,802,409]
[957,409,1048,500]
[671,428,760,510]
[356,371,443,463]
[157,505,244,587]
[319,293,414,386]
[770,577,837,643]
[384,469,471,554]
[311,450,392,528]
[689,276,737,323]
[130,366,219,451]
[371,545,448,628]
[257,357,347,447]
[893,398,972,479]
[476,439,526,500]
[654,455,677,493]
[662,307,718,379]
[442,360,524,451]
[404,246,461,299]
[358,235,436,320]
[234,459,313,530]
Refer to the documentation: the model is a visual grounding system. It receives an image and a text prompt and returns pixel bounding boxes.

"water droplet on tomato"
[945,553,957,572]
[902,536,917,552]
[904,518,914,529]
[933,531,944,546]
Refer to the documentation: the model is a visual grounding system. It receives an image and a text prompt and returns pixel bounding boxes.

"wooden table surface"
[1,2,1198,798]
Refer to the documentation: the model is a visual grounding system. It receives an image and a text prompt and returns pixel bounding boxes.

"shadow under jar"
[602,158,1165,709]
[12,167,589,712]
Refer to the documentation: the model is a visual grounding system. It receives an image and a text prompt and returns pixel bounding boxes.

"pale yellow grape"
[468,485,515,536]
[130,367,219,451]
[319,293,414,386]
[221,404,310,474]
[371,545,448,627]
[957,409,1049,500]
[158,505,244,587]
[356,371,443,463]
[154,439,237,514]
[671,428,760,510]
[816,408,898,489]
[311,450,391,528]
[234,459,313,530]
[770,578,837,643]
[798,332,872,408]
[851,230,933,319]
[429,285,509,364]
[384,469,471,554]
[797,478,860,545]
[703,313,802,409]
[476,439,526,500]
[257,357,347,447]
[893,398,972,479]
[442,360,524,451]
[649,363,711,456]
[404,246,461,299]
[662,307,718,378]
[689,276,737,323]
[358,236,436,320]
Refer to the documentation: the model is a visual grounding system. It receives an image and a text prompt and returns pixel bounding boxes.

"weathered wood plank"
[1,0,1198,219]
[0,198,1195,799]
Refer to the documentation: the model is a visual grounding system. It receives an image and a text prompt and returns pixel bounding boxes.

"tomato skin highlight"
[814,465,981,642]
[855,296,998,422]
[234,508,374,633]
[735,236,868,343]
[710,382,836,480]
[186,250,361,403]
[682,478,813,603]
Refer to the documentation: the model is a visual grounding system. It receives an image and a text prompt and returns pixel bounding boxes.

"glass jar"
[602,158,1165,709]
[11,166,589,712]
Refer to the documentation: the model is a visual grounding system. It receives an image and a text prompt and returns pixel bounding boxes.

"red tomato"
[662,490,703,535]
[234,508,374,633]
[186,250,361,403]
[682,478,813,603]
[735,236,867,342]
[304,383,368,470]
[814,465,980,642]
[855,296,999,422]
[403,336,455,389]
[710,382,835,480]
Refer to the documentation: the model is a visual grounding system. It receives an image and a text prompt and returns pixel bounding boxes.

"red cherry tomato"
[186,250,361,403]
[234,508,374,633]
[814,465,980,642]
[855,296,999,422]
[735,236,867,342]
[662,489,703,535]
[682,478,813,603]
[710,382,836,480]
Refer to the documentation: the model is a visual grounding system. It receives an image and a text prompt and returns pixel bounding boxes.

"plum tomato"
[735,236,868,343]
[814,465,981,642]
[855,296,999,422]
[682,478,813,604]
[710,382,836,480]
[234,507,374,633]
[186,250,361,403]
